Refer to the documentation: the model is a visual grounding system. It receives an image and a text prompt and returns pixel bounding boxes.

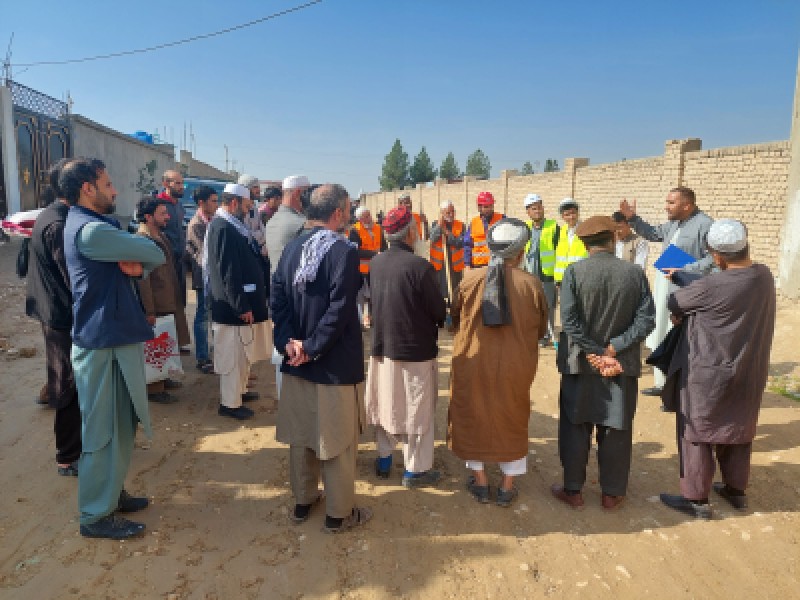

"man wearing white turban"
[659,219,776,519]
[448,218,548,507]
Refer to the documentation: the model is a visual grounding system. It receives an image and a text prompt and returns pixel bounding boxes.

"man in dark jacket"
[156,170,188,310]
[25,158,82,476]
[552,216,655,512]
[206,183,271,420]
[271,183,372,534]
[364,206,446,487]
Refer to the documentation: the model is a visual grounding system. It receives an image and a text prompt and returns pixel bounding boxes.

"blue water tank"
[130,131,154,144]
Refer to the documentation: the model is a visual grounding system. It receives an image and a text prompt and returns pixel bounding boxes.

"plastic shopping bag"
[144,315,184,384]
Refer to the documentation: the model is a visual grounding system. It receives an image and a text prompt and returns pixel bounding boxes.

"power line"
[11,1,322,68]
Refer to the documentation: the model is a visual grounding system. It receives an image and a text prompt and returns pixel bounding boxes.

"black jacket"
[25,202,73,329]
[206,217,269,325]
[270,227,364,385]
[369,242,447,361]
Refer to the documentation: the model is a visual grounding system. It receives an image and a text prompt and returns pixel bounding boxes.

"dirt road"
[0,237,798,599]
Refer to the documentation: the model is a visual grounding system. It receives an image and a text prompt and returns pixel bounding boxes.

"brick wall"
[364,137,792,277]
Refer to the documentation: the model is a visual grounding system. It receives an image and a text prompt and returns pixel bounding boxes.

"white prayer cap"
[237,173,259,188]
[223,183,250,199]
[354,206,370,219]
[524,193,542,207]
[559,197,579,212]
[706,218,747,253]
[282,175,310,190]
[440,199,454,209]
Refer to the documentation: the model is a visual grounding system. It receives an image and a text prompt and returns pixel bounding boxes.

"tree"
[439,152,462,181]
[135,159,158,195]
[379,139,410,191]
[409,146,437,185]
[544,158,560,172]
[465,149,491,179]
[520,161,535,175]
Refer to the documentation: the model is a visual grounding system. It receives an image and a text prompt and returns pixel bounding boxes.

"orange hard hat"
[476,191,495,206]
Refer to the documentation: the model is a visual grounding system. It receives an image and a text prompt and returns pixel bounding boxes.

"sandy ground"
[0,236,798,600]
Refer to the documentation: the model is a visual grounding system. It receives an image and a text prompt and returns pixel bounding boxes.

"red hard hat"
[476,191,495,206]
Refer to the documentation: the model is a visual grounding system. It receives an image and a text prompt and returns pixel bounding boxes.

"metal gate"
[9,80,71,211]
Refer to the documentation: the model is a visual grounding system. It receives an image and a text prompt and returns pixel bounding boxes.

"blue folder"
[653,244,696,272]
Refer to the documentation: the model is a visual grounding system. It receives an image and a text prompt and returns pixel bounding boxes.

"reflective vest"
[470,213,502,266]
[524,219,558,277]
[430,220,465,272]
[554,227,588,282]
[412,213,424,239]
[355,222,382,274]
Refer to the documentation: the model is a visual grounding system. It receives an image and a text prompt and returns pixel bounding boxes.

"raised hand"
[619,198,637,220]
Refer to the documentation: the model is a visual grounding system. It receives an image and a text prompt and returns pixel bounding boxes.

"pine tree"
[439,152,461,181]
[379,139,410,191]
[465,149,491,179]
[409,146,437,184]
[520,161,535,175]
[544,158,560,172]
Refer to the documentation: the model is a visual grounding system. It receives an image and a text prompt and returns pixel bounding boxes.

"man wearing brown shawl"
[660,219,776,519]
[448,218,548,507]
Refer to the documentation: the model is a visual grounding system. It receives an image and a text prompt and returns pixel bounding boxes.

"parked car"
[127,177,228,233]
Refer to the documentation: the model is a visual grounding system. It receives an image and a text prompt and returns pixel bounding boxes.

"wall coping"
[71,114,175,156]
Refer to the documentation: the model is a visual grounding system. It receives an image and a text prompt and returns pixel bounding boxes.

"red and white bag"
[144,315,184,384]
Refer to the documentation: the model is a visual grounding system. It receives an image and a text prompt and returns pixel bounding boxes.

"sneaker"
[57,462,79,477]
[401,469,441,489]
[118,489,149,513]
[218,405,254,420]
[80,515,146,540]
[659,493,712,520]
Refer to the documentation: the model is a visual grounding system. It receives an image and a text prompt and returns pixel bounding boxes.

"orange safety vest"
[430,220,465,272]
[469,213,502,266]
[355,222,382,274]
[412,213,424,239]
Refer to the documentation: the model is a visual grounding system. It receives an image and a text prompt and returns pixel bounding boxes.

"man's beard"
[171,188,184,199]
[234,207,246,221]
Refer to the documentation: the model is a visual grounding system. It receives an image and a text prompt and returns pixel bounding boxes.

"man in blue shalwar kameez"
[61,159,166,540]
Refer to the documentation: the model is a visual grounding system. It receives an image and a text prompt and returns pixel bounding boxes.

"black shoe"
[80,515,146,540]
[218,405,254,420]
[57,462,79,477]
[164,378,183,390]
[713,482,748,510]
[118,489,149,513]
[641,386,663,396]
[241,391,260,403]
[196,360,214,374]
[149,391,178,404]
[659,493,712,520]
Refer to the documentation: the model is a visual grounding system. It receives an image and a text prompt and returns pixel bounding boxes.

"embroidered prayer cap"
[237,174,259,188]
[559,197,579,212]
[482,217,531,327]
[354,206,370,219]
[476,191,495,206]
[706,218,747,252]
[282,175,310,190]
[440,199,454,209]
[382,206,412,234]
[223,183,250,199]
[575,215,616,238]
[524,193,542,207]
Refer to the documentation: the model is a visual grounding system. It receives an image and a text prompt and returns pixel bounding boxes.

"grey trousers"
[677,416,752,500]
[558,408,633,497]
[540,280,556,339]
[289,443,356,519]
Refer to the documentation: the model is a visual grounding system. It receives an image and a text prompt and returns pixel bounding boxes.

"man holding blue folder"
[619,187,713,396]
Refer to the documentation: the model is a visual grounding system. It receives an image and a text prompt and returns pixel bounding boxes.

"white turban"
[354,206,370,219]
[482,218,531,327]
[223,183,250,199]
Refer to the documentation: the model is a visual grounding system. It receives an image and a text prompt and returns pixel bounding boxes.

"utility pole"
[224,145,229,172]
[2,34,14,85]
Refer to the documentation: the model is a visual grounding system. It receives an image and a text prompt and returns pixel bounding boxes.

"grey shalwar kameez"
[557,251,655,496]
[665,264,776,500]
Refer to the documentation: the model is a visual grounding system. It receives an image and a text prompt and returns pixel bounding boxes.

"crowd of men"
[23,156,776,539]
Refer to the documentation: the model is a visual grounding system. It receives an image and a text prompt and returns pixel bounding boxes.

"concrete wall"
[779,55,800,297]
[364,137,793,279]
[71,115,175,218]
[179,150,232,181]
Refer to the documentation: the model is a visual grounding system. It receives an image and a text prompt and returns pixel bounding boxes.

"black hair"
[670,186,696,206]
[136,197,167,218]
[300,183,321,213]
[58,158,106,205]
[47,158,73,198]
[263,186,282,201]
[611,211,627,223]
[306,184,348,221]
[193,185,217,204]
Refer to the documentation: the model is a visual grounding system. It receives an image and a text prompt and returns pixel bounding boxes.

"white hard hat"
[524,193,542,207]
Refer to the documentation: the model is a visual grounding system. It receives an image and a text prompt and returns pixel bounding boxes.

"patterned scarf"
[201,207,253,290]
[293,228,356,290]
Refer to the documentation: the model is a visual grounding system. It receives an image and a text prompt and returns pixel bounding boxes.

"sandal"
[322,506,373,534]
[289,493,324,524]
[466,475,490,504]
[496,486,518,508]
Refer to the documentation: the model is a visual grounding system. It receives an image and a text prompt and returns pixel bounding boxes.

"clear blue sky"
[2,0,799,196]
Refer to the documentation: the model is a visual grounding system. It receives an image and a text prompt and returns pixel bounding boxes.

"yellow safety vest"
[554,227,588,282]
[524,219,558,277]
